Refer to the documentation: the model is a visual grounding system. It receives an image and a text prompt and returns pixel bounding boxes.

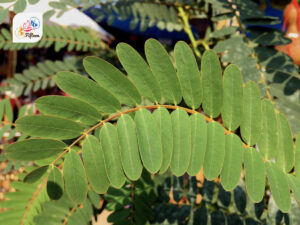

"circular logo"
[30,17,40,29]
[15,26,24,39]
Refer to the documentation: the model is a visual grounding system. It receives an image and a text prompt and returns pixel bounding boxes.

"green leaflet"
[220,134,243,191]
[63,149,87,204]
[174,41,202,109]
[287,174,300,204]
[83,56,141,106]
[116,43,161,103]
[55,71,121,113]
[276,113,294,173]
[16,115,83,140]
[187,113,207,176]
[5,138,66,160]
[201,50,223,118]
[257,99,278,160]
[35,95,102,125]
[222,64,243,131]
[170,108,191,176]
[117,114,143,180]
[23,165,49,184]
[203,121,225,180]
[265,162,291,212]
[240,82,261,146]
[145,39,182,104]
[47,166,64,200]
[244,147,265,203]
[14,0,26,13]
[295,133,300,178]
[153,107,173,174]
[100,123,126,188]
[4,98,13,123]
[82,135,110,194]
[135,108,163,173]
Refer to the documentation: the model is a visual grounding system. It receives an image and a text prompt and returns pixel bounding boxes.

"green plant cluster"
[1,39,299,225]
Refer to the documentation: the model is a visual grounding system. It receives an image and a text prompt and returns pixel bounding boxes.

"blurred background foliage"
[0,0,299,224]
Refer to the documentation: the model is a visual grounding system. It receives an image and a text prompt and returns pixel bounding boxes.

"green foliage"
[0,24,103,52]
[1,39,298,225]
[222,65,243,131]
[174,41,202,109]
[244,147,265,203]
[0,57,79,97]
[170,108,191,176]
[63,149,88,204]
[220,134,243,191]
[135,108,163,174]
[203,121,225,180]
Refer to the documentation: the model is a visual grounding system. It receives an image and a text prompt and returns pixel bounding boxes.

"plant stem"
[52,104,246,166]
[177,7,202,58]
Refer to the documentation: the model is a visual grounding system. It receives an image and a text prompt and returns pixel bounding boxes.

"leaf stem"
[51,104,246,166]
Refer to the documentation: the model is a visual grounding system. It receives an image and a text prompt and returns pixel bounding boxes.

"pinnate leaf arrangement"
[2,39,300,224]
